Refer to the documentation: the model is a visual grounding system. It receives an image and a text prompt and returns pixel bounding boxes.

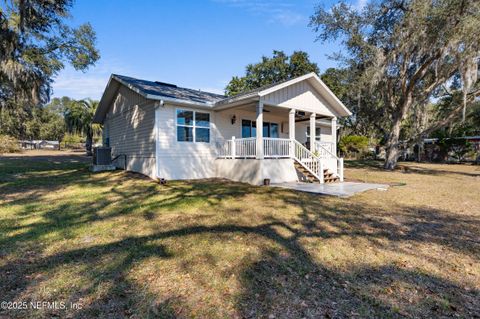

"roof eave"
[213,92,260,109]
[93,75,118,124]
[145,94,214,109]
[256,72,352,118]
[93,75,217,124]
[114,74,220,107]
[310,73,352,117]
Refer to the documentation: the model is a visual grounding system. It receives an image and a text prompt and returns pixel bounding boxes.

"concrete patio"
[270,181,389,197]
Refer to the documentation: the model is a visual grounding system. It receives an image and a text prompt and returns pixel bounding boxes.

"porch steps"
[293,161,340,183]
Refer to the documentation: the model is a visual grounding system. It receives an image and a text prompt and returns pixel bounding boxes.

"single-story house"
[93,72,352,185]
[20,140,60,150]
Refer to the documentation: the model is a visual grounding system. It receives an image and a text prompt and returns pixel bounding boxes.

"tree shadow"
[237,249,479,318]
[1,156,479,317]
[396,164,480,178]
[345,159,386,170]
[345,159,480,178]
[1,214,478,317]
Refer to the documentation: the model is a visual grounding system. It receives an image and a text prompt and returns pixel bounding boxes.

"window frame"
[306,126,322,141]
[175,108,211,143]
[242,119,279,138]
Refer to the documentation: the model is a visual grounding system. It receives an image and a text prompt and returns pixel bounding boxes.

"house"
[422,136,480,162]
[20,140,60,150]
[93,72,352,185]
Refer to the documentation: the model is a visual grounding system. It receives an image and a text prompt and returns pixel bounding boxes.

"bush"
[438,138,474,162]
[0,135,21,153]
[339,135,370,159]
[62,133,84,149]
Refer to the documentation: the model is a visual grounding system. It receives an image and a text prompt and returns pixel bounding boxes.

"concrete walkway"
[270,181,389,197]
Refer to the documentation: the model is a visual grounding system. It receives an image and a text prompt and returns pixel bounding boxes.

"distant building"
[20,140,60,150]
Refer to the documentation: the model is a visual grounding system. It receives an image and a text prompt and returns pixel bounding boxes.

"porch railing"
[315,140,343,182]
[217,137,290,159]
[315,141,334,158]
[292,139,324,183]
[216,137,344,182]
[235,137,256,158]
[216,139,233,158]
[264,138,291,158]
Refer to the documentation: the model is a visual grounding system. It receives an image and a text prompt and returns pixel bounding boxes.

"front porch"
[215,136,344,184]
[210,73,351,185]
[214,100,344,184]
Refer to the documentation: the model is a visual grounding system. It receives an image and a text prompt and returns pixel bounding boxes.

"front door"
[242,120,279,138]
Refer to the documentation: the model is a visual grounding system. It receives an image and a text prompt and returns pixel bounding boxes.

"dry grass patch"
[0,154,479,318]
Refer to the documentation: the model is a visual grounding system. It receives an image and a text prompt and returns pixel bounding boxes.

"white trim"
[146,94,214,108]
[216,72,352,117]
[310,73,351,116]
[306,126,322,141]
[113,75,214,108]
[259,73,351,117]
[240,119,280,138]
[175,107,212,144]
[258,73,314,96]
[155,107,159,178]
[95,72,352,124]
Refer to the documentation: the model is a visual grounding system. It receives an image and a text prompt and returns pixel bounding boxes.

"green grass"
[0,153,479,318]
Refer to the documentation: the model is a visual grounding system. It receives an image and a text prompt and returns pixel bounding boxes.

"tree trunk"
[384,115,402,170]
[86,131,93,156]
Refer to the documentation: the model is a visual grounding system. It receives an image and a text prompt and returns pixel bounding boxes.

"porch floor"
[270,181,388,198]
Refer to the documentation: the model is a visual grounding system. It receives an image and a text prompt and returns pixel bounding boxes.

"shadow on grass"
[0,156,479,318]
[1,219,478,317]
[346,159,480,178]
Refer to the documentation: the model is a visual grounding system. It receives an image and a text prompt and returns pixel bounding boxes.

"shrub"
[339,135,369,159]
[62,133,84,149]
[438,138,474,162]
[0,135,21,153]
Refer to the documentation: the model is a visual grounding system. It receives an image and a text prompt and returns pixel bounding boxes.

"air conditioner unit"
[93,147,111,165]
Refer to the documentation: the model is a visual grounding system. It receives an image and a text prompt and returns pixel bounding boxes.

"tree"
[310,0,480,169]
[0,0,99,112]
[22,105,65,141]
[64,98,100,155]
[320,68,349,102]
[225,50,320,96]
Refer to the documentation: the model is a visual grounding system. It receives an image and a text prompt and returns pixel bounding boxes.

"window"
[306,126,321,141]
[176,109,210,143]
[242,120,256,138]
[270,123,279,138]
[242,120,278,138]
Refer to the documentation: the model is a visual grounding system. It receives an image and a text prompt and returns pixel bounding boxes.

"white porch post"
[231,136,236,158]
[310,113,316,152]
[331,117,337,156]
[289,108,295,158]
[256,100,264,159]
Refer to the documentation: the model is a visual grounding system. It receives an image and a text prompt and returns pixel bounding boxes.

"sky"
[52,0,364,100]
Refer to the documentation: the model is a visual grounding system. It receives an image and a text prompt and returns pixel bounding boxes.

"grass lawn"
[0,151,479,318]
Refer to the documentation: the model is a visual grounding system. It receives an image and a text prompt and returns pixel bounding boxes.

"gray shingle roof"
[113,74,226,105]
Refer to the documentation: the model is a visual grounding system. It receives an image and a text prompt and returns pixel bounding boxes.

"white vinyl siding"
[175,109,211,143]
[296,122,333,144]
[155,105,216,180]
[263,81,336,117]
[215,107,289,141]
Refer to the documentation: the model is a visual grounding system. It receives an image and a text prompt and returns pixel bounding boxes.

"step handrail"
[292,139,324,183]
[315,141,338,159]
[314,141,344,182]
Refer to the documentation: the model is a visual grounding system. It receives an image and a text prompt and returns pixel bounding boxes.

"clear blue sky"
[52,0,363,100]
